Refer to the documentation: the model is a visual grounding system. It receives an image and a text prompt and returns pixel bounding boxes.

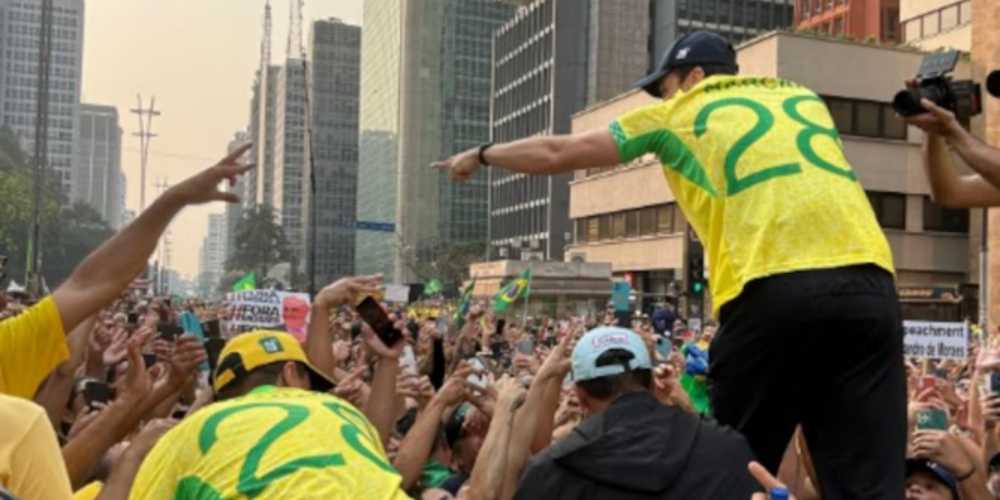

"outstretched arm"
[433,129,620,182]
[905,98,1000,208]
[51,144,253,333]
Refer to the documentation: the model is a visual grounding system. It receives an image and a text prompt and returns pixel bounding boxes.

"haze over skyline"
[80,0,363,281]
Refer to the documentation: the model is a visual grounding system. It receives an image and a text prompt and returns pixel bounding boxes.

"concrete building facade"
[0,0,84,195]
[795,0,902,42]
[73,103,124,229]
[305,18,360,285]
[900,0,970,51]
[272,60,307,265]
[568,32,977,320]
[357,0,514,282]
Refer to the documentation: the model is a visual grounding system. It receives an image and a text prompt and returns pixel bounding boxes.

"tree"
[0,127,109,290]
[225,204,294,282]
[398,237,486,296]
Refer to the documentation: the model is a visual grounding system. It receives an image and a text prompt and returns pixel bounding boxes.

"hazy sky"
[81,0,364,281]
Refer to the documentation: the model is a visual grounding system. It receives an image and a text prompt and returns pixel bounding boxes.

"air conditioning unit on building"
[569,252,586,263]
[498,246,509,258]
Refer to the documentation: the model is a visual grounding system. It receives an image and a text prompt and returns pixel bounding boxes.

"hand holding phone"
[83,381,114,409]
[915,407,949,431]
[355,296,402,347]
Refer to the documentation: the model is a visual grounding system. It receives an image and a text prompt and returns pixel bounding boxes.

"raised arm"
[433,129,620,182]
[51,144,253,332]
[905,98,1000,208]
[306,275,380,379]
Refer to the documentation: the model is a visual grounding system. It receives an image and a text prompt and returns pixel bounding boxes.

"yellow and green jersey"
[610,75,894,315]
[129,386,409,500]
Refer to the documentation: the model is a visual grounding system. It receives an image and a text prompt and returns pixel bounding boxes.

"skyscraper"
[73,104,124,228]
[305,18,360,285]
[272,60,307,264]
[489,0,590,262]
[650,0,795,65]
[225,130,251,265]
[198,213,227,295]
[0,0,85,194]
[358,0,514,282]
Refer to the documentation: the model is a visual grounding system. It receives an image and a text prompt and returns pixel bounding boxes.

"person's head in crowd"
[443,403,485,475]
[988,453,1000,497]
[701,322,717,343]
[571,326,653,416]
[672,318,686,333]
[905,459,959,500]
[212,330,335,400]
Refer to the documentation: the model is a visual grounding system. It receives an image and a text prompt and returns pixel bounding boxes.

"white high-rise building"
[73,103,124,228]
[198,213,227,295]
[0,0,85,194]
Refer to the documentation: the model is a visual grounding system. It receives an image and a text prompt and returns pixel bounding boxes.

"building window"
[612,212,627,239]
[639,207,657,236]
[882,8,899,41]
[598,214,612,240]
[867,192,906,229]
[923,197,969,233]
[821,95,907,141]
[657,205,673,234]
[625,211,640,238]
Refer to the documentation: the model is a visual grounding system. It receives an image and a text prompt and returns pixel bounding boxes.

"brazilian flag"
[493,269,531,313]
[453,279,476,328]
[424,278,444,297]
[232,272,256,292]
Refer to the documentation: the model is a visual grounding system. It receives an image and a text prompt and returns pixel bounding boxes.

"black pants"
[710,265,906,500]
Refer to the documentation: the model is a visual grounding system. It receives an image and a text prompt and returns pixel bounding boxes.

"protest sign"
[902,320,968,360]
[226,290,312,342]
[384,284,410,304]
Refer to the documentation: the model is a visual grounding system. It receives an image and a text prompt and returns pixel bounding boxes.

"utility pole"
[131,95,160,210]
[25,0,54,296]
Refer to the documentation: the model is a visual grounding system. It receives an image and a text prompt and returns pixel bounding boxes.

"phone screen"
[467,357,488,389]
[496,319,507,337]
[915,407,949,431]
[516,338,534,355]
[83,381,113,407]
[203,319,221,338]
[356,297,402,347]
[142,353,158,368]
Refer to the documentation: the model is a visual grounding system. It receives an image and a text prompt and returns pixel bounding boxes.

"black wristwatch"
[477,143,495,166]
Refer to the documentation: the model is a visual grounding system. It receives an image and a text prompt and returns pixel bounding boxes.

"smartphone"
[496,319,507,337]
[83,381,113,408]
[205,337,226,374]
[142,353,158,368]
[159,324,183,341]
[915,407,949,431]
[203,319,221,338]
[399,345,418,375]
[355,296,402,347]
[407,320,420,339]
[127,312,139,327]
[467,357,488,389]
[516,338,534,355]
[990,372,1000,396]
[917,376,938,398]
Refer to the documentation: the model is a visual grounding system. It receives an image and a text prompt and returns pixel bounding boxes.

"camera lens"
[892,89,926,117]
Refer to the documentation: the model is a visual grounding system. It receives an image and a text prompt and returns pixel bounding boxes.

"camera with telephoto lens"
[893,51,982,124]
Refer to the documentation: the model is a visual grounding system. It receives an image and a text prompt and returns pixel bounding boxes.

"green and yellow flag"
[453,278,476,327]
[232,272,256,292]
[493,269,531,313]
[424,278,444,297]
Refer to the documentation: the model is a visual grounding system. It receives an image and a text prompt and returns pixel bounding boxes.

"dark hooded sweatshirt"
[513,391,758,500]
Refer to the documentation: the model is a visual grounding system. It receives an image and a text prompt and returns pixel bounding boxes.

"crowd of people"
[9,26,1000,499]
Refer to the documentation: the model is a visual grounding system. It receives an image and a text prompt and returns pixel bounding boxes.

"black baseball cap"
[635,31,739,98]
[906,459,960,499]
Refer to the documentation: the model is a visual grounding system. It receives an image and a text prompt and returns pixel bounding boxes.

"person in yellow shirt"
[129,330,409,500]
[0,394,74,499]
[434,31,904,500]
[0,143,253,400]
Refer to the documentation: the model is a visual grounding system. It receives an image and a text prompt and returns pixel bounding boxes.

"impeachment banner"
[226,290,312,342]
[902,320,968,360]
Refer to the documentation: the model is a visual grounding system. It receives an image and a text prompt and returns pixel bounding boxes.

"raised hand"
[116,338,152,403]
[103,326,131,367]
[911,430,977,479]
[537,333,572,382]
[165,143,254,206]
[748,461,796,500]
[167,336,207,387]
[315,275,382,310]
[431,148,480,182]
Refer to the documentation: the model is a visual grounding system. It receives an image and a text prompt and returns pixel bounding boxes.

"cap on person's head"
[906,459,960,499]
[213,330,335,393]
[572,326,652,381]
[635,31,738,98]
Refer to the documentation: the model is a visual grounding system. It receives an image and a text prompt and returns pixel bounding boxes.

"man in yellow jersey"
[128,330,409,499]
[434,31,904,499]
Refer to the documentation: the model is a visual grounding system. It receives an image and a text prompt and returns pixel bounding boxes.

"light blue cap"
[572,327,653,381]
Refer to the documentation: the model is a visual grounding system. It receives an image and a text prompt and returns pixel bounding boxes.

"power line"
[123,148,216,163]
